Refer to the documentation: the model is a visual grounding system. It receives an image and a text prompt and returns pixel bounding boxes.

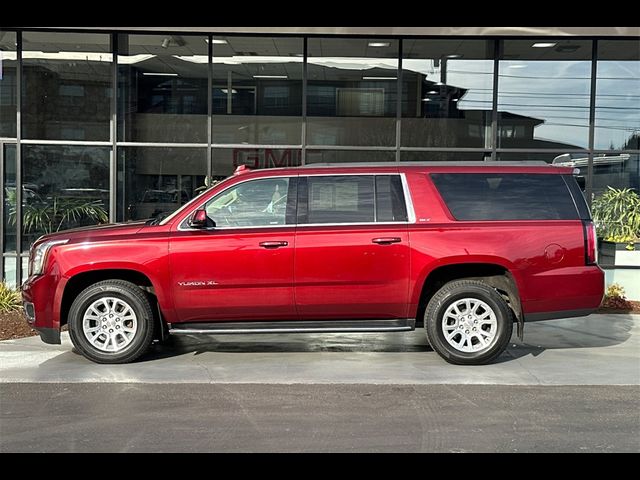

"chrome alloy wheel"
[82,297,138,353]
[442,298,498,354]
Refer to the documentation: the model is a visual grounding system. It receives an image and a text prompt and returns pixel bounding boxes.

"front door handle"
[260,241,289,249]
[372,237,402,245]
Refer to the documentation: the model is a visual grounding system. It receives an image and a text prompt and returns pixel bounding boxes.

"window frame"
[297,173,413,227]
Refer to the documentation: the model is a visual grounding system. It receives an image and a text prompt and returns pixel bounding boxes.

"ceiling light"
[142,72,179,77]
[205,38,229,45]
[221,89,238,94]
[427,90,439,94]
[253,75,288,79]
[453,98,459,102]
[362,76,397,80]
[532,42,557,48]
[368,42,390,48]
[446,54,462,59]
[422,98,433,102]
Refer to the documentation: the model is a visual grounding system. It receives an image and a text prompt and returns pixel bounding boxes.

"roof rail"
[301,161,553,168]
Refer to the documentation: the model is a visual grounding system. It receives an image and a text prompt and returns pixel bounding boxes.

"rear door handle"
[372,238,402,245]
[260,241,289,249]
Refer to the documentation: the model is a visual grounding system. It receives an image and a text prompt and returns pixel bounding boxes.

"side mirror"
[189,209,214,229]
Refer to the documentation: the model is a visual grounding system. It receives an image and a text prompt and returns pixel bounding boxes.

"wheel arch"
[60,270,168,339]
[414,262,523,333]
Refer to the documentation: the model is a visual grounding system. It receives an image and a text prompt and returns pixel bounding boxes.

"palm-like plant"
[592,187,640,248]
[6,188,109,235]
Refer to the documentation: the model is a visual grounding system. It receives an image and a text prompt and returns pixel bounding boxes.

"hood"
[34,222,148,246]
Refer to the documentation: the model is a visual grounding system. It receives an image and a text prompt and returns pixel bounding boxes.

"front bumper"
[22,274,64,345]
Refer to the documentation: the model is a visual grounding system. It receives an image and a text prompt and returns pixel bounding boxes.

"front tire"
[68,280,155,364]
[425,280,514,365]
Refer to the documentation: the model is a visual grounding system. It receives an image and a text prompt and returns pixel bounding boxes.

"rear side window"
[307,176,375,224]
[431,173,579,221]
[299,175,409,225]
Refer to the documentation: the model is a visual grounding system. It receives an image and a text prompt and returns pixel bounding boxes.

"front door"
[295,175,411,320]
[170,176,298,323]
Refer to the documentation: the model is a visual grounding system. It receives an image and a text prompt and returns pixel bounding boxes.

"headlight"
[29,240,69,277]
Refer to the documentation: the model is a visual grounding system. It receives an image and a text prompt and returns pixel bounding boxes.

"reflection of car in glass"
[23,163,605,367]
[128,189,191,221]
[554,153,632,191]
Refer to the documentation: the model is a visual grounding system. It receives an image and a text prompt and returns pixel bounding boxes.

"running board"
[169,319,415,336]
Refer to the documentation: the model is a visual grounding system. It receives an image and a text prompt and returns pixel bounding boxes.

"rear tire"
[68,280,155,364]
[425,280,513,365]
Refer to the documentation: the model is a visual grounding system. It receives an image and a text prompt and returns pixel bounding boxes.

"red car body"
[22,163,605,348]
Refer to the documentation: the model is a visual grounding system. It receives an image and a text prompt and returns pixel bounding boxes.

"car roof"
[239,162,575,177]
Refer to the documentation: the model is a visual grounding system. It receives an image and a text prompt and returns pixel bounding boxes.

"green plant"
[602,283,633,311]
[6,189,108,235]
[592,187,640,250]
[0,283,22,314]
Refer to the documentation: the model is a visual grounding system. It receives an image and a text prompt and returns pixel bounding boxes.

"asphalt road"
[1,314,639,453]
[1,383,638,453]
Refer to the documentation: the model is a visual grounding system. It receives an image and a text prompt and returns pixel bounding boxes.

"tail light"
[584,221,598,265]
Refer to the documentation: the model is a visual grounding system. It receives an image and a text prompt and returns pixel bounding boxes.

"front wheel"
[68,280,155,364]
[425,280,514,365]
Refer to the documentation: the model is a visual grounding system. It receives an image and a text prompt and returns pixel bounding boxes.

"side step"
[169,319,416,336]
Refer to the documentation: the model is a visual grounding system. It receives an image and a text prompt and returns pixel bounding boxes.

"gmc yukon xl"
[22,162,605,365]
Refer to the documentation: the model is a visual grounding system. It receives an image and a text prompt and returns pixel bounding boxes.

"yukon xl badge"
[178,281,219,287]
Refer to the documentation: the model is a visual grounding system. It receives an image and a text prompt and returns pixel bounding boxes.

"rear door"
[294,174,412,320]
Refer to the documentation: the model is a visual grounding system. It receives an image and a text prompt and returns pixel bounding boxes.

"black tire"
[68,280,155,364]
[425,280,514,365]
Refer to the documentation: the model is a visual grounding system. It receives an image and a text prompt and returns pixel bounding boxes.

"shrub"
[602,283,633,311]
[0,283,22,314]
[592,187,640,249]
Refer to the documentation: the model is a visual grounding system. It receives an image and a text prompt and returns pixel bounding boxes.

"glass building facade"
[1,28,639,286]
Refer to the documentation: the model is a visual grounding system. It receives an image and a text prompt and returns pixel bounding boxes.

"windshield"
[157,176,233,226]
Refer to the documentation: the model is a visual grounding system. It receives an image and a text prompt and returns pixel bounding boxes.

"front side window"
[205,178,291,228]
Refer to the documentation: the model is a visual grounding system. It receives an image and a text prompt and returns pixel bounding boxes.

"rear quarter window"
[431,173,579,221]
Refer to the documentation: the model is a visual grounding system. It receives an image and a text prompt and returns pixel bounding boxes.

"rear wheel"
[425,280,513,365]
[68,280,155,364]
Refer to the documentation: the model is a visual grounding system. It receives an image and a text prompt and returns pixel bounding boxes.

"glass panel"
[3,256,17,289]
[595,40,640,151]
[205,178,290,228]
[118,147,207,221]
[402,40,494,148]
[306,150,396,164]
[498,151,591,191]
[212,37,303,145]
[3,144,17,253]
[213,148,301,179]
[401,151,490,162]
[498,40,592,150]
[592,153,640,197]
[0,31,17,138]
[22,146,111,250]
[22,32,112,141]
[307,38,399,147]
[431,174,579,221]
[118,34,208,143]
[305,176,375,224]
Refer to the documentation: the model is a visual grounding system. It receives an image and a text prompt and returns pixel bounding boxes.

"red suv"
[22,162,605,365]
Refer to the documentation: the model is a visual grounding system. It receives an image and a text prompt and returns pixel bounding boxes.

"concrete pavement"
[1,314,639,386]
